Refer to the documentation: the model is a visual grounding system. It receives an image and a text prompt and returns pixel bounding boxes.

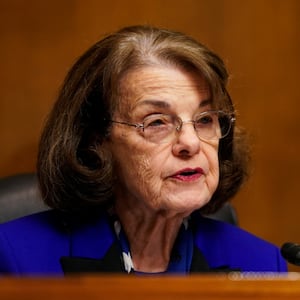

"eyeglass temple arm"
[110,120,143,129]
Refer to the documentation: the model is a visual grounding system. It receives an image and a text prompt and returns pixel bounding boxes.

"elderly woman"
[0,25,287,274]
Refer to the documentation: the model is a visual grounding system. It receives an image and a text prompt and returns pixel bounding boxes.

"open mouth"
[171,168,204,181]
[180,170,198,176]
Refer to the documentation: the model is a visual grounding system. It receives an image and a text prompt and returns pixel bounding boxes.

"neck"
[114,201,185,273]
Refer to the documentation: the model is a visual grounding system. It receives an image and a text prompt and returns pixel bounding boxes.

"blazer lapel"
[59,212,125,274]
[60,242,124,274]
[190,246,239,273]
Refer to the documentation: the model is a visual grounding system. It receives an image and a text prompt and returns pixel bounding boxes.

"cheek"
[110,137,158,186]
[206,145,220,188]
[114,149,164,204]
[209,147,219,171]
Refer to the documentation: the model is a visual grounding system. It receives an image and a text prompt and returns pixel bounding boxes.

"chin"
[162,198,209,217]
[151,188,212,216]
[171,192,210,208]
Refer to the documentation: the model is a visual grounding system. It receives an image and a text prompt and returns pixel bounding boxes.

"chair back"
[0,173,48,223]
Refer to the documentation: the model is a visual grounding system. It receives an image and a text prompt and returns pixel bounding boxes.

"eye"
[195,114,214,127]
[143,114,172,128]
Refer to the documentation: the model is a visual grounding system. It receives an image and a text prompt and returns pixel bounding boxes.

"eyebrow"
[134,98,212,109]
[135,99,171,109]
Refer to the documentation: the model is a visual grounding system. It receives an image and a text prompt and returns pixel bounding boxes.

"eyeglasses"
[110,110,235,144]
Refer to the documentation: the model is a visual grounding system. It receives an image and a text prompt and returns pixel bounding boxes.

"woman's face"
[107,65,219,218]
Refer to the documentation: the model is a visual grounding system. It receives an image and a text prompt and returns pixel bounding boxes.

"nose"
[172,122,201,157]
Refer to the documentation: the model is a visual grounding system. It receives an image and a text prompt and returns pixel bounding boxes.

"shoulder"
[0,210,115,274]
[0,209,112,235]
[0,210,65,237]
[0,210,65,274]
[193,215,287,272]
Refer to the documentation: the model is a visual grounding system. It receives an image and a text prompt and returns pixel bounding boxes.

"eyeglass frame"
[109,110,235,143]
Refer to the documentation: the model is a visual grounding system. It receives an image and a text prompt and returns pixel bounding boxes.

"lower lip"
[171,173,203,182]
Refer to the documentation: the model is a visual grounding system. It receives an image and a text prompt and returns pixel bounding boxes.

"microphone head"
[281,242,300,266]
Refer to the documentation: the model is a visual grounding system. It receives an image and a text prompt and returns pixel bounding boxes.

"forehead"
[117,66,210,112]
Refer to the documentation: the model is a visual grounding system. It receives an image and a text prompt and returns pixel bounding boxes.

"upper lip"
[170,167,205,177]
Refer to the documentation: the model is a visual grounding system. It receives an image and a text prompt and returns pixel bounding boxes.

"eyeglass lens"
[142,111,232,143]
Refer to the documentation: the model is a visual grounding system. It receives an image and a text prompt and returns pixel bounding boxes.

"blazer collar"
[59,212,237,274]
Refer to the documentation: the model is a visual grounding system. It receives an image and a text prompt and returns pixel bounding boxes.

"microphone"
[281,242,300,266]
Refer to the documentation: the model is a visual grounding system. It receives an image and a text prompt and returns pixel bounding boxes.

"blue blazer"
[0,210,287,275]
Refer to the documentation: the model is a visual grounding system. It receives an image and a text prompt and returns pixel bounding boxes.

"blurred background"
[0,0,299,270]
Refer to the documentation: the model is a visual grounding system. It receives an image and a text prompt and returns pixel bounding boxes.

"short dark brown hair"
[37,25,249,217]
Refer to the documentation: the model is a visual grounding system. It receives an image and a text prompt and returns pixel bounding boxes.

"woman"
[0,25,287,275]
